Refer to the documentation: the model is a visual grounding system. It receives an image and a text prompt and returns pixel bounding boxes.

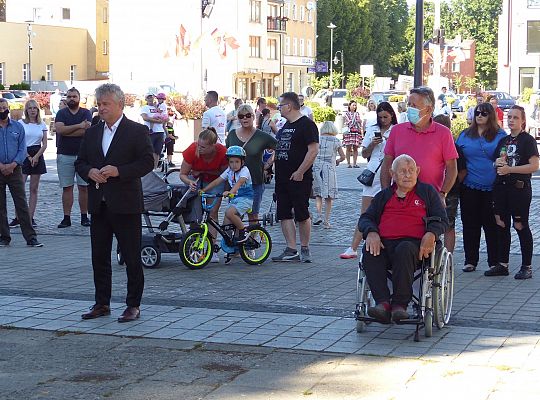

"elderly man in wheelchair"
[358,154,449,325]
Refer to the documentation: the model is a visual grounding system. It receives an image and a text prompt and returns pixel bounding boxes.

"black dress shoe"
[27,238,43,247]
[82,304,111,320]
[81,218,91,227]
[58,218,71,228]
[118,306,140,323]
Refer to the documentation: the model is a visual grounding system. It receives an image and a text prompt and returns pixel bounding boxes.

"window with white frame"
[0,63,4,85]
[250,0,261,23]
[451,62,460,73]
[268,4,278,18]
[287,72,294,92]
[103,7,108,23]
[70,65,77,81]
[283,3,289,18]
[291,4,297,20]
[249,36,261,57]
[22,63,29,82]
[285,37,290,55]
[102,39,108,55]
[46,64,53,81]
[293,37,298,56]
[307,9,313,23]
[307,39,313,57]
[299,38,304,56]
[527,21,540,53]
[62,7,70,20]
[300,5,305,21]
[267,39,277,60]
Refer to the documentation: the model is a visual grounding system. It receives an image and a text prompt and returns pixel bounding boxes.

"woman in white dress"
[312,121,345,228]
[340,102,397,259]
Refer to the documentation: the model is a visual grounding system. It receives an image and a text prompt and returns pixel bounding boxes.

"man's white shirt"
[102,116,123,156]
[202,106,227,143]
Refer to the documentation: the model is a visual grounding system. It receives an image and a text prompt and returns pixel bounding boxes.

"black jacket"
[75,116,154,214]
[358,181,449,239]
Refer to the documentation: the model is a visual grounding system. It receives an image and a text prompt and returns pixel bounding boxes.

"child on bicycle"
[200,146,253,243]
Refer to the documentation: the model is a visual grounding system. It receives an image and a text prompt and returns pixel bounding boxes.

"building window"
[267,39,277,60]
[283,4,289,18]
[293,38,298,56]
[291,4,297,20]
[70,65,77,81]
[285,37,290,55]
[268,4,278,18]
[103,7,108,23]
[22,63,29,82]
[528,0,540,8]
[62,7,70,20]
[249,36,261,58]
[250,0,261,23]
[527,21,540,53]
[307,9,313,23]
[287,72,294,92]
[0,63,4,85]
[299,5,305,22]
[307,39,313,57]
[519,67,536,93]
[0,0,6,22]
[451,62,460,73]
[102,40,108,55]
[299,38,305,56]
[46,64,53,81]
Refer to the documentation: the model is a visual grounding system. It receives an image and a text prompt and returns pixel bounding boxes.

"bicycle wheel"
[179,230,213,269]
[240,226,272,265]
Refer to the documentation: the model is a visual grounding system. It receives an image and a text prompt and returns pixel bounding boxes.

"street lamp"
[26,22,34,87]
[333,50,344,89]
[327,23,336,89]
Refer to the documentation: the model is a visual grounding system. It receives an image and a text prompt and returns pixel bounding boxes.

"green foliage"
[465,76,478,93]
[313,106,337,123]
[9,82,31,90]
[350,97,368,106]
[0,83,4,90]
[305,101,320,110]
[446,97,456,105]
[345,73,362,94]
[522,87,534,104]
[451,116,469,139]
[453,75,464,93]
[264,97,278,106]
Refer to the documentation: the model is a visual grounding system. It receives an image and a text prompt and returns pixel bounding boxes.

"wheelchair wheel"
[141,245,161,268]
[116,244,125,266]
[433,251,454,329]
[179,230,213,269]
[240,226,272,265]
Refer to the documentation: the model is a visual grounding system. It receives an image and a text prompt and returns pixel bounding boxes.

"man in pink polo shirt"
[381,86,457,203]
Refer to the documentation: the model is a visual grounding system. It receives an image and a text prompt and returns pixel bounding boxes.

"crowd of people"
[0,82,538,323]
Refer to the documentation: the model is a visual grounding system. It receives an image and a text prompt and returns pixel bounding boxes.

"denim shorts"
[149,132,165,155]
[251,184,265,214]
[57,154,88,188]
[227,196,253,216]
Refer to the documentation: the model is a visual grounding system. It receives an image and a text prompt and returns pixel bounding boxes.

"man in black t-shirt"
[54,87,92,228]
[272,92,319,263]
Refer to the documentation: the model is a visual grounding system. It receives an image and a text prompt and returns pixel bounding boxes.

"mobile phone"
[374,130,382,138]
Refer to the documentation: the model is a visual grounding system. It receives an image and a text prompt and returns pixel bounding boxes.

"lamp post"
[327,23,336,88]
[333,50,344,89]
[26,22,33,87]
[413,0,424,87]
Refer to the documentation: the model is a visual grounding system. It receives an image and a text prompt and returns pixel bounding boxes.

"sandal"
[462,264,476,272]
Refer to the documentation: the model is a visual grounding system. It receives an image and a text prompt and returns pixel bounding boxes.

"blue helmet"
[226,145,246,159]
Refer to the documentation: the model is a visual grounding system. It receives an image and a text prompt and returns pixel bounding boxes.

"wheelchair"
[354,239,454,341]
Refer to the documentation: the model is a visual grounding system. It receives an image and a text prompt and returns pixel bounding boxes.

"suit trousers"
[0,166,36,242]
[362,238,421,306]
[90,202,144,307]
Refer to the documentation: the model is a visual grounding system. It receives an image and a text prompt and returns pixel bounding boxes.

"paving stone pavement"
[1,148,540,398]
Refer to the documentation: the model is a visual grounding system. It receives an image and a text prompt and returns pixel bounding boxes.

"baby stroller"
[116,171,202,268]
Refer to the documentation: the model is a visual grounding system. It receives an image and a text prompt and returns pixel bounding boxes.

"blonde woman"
[312,121,345,228]
[9,100,48,228]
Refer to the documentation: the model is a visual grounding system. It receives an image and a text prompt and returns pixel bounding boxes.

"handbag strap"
[373,159,384,173]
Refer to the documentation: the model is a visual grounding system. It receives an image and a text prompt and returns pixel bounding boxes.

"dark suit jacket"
[75,115,154,214]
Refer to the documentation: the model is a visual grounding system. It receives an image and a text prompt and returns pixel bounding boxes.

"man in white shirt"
[140,93,167,167]
[298,95,314,120]
[202,90,227,143]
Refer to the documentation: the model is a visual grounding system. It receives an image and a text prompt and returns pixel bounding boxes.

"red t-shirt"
[379,188,427,240]
[182,142,228,183]
[384,121,458,191]
[495,107,504,125]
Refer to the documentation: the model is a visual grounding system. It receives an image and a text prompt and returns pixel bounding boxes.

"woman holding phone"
[340,102,397,259]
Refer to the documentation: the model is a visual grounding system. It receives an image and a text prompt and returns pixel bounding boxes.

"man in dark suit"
[75,83,154,322]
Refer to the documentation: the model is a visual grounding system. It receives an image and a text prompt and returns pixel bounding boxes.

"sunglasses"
[238,113,252,119]
[475,110,489,117]
[277,103,290,109]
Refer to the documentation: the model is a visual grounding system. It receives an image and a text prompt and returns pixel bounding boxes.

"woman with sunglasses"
[488,106,539,279]
[226,104,277,223]
[455,103,506,273]
[9,100,48,228]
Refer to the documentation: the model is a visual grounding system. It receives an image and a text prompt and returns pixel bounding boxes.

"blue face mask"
[407,107,421,124]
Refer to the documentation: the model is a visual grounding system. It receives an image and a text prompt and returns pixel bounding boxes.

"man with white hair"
[359,154,448,324]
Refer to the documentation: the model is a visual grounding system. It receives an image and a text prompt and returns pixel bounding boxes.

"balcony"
[267,16,287,33]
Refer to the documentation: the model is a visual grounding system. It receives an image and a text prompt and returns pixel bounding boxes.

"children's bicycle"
[179,193,272,269]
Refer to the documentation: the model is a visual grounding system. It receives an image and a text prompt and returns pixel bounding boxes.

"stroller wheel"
[141,245,161,268]
[116,244,125,266]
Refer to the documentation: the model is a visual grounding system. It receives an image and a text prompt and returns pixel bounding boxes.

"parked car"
[485,90,516,110]
[451,94,470,112]
[312,89,349,112]
[0,91,25,103]
[10,90,34,100]
[369,91,406,105]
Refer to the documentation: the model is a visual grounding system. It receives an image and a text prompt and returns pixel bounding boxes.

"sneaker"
[81,217,91,227]
[272,247,300,262]
[323,222,331,229]
[300,247,312,263]
[391,304,410,322]
[236,230,249,244]
[57,218,71,228]
[340,247,358,259]
[313,217,323,226]
[27,238,43,247]
[514,266,533,280]
[224,254,233,265]
[211,253,220,263]
[484,263,509,277]
[247,249,256,259]
[0,238,10,247]
[168,162,176,167]
[31,219,37,228]
[367,303,391,324]
[8,218,19,228]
